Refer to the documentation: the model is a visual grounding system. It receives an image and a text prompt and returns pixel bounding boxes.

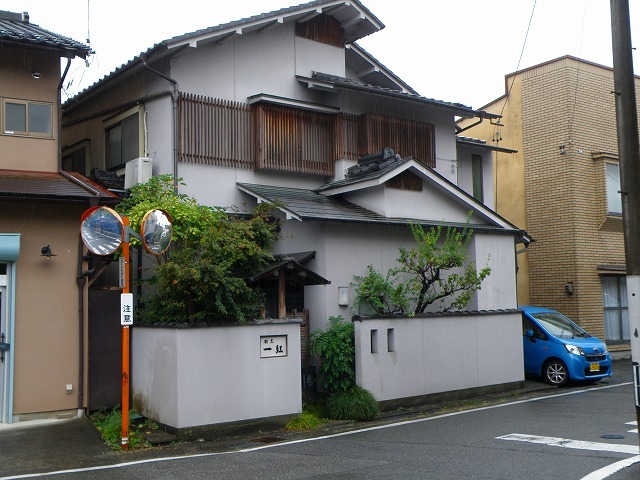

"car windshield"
[531,312,591,339]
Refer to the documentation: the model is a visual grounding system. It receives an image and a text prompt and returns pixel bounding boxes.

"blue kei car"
[521,306,613,387]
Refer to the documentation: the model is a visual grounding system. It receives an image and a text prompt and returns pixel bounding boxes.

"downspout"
[141,57,179,191]
[58,58,72,170]
[76,237,86,412]
[58,57,86,413]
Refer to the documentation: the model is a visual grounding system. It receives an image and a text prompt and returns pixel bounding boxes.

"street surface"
[7,378,639,480]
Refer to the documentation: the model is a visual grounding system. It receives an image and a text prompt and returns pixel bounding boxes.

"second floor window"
[105,111,140,171]
[606,162,622,215]
[3,98,52,137]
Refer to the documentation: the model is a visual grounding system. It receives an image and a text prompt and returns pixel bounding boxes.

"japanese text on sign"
[260,335,287,358]
[121,293,133,326]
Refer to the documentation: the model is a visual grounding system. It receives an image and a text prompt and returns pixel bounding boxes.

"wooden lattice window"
[178,93,253,168]
[254,103,334,176]
[386,170,423,191]
[359,113,435,167]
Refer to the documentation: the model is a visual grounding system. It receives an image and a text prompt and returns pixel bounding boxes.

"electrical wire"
[567,0,588,149]
[499,0,538,119]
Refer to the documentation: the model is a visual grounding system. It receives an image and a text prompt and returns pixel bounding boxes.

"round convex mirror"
[80,206,124,256]
[140,209,173,255]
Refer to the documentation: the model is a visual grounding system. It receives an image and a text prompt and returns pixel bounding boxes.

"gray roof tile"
[237,182,507,232]
[0,170,118,203]
[0,10,91,58]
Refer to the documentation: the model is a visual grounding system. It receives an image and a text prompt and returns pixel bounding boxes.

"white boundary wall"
[354,311,524,402]
[131,321,302,430]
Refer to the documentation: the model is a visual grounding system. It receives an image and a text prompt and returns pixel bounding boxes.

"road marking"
[0,382,633,480]
[626,421,638,434]
[580,456,640,480]
[497,433,639,455]
[497,433,640,480]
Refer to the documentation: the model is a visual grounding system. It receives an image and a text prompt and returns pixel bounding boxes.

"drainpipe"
[141,56,179,191]
[57,57,87,413]
[76,236,86,412]
[58,58,72,170]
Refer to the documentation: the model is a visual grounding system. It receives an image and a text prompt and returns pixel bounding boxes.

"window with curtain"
[602,275,629,341]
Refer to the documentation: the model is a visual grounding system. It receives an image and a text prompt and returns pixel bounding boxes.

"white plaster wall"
[456,146,495,211]
[295,37,345,78]
[272,219,519,331]
[471,233,518,311]
[176,163,323,210]
[354,312,524,402]
[345,183,475,223]
[170,24,344,106]
[145,96,174,176]
[433,118,458,183]
[131,323,302,429]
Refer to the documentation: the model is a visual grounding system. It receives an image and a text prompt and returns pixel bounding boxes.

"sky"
[2,0,638,109]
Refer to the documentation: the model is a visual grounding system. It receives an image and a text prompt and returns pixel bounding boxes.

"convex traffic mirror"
[140,209,173,255]
[80,206,124,256]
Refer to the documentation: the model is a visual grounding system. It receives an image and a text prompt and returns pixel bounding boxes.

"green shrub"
[326,385,380,421]
[118,175,280,324]
[309,316,355,394]
[90,408,154,450]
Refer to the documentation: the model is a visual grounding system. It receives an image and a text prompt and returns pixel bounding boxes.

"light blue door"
[0,284,6,423]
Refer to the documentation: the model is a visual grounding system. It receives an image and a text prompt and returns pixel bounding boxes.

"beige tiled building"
[459,56,631,356]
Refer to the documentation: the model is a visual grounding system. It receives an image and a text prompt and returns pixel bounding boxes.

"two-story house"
[61,0,531,411]
[0,11,119,423]
[458,55,630,357]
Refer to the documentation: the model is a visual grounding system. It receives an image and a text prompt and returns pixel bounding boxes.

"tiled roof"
[314,155,412,193]
[0,10,91,58]
[168,0,382,48]
[0,170,118,203]
[237,182,508,233]
[65,0,383,105]
[310,72,495,119]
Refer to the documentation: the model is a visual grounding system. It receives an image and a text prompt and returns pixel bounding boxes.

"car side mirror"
[525,329,535,341]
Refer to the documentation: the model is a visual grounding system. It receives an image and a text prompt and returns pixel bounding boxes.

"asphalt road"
[14,378,639,480]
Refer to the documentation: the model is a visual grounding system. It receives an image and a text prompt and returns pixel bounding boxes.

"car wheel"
[543,359,569,387]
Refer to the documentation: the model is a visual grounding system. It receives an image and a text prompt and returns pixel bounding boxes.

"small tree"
[353,215,491,315]
[117,175,280,324]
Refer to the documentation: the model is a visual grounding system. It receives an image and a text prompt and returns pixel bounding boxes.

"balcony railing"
[178,93,435,175]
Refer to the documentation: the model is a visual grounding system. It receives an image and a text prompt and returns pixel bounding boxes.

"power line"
[499,0,537,118]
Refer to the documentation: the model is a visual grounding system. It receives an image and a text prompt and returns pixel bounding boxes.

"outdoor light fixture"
[564,282,574,296]
[338,286,349,306]
[40,245,56,259]
[32,71,41,79]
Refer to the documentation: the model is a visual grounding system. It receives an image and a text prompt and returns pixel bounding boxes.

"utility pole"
[610,0,640,445]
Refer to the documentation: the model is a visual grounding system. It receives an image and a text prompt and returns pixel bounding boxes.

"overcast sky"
[2,0,638,108]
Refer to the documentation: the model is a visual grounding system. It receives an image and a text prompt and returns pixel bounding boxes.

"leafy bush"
[117,175,280,324]
[326,386,380,421]
[309,316,355,394]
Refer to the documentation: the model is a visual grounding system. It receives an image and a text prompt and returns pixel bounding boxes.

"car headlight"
[565,344,584,355]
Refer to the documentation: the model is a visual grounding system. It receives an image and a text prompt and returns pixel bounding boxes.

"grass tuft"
[326,386,380,422]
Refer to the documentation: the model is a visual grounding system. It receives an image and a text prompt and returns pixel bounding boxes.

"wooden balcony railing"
[178,93,435,174]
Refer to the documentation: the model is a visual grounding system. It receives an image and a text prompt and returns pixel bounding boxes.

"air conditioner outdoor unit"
[124,157,152,189]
